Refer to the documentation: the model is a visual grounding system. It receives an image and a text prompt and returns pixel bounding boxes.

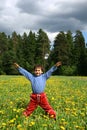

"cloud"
[0,0,6,10]
[16,0,87,32]
[0,0,87,42]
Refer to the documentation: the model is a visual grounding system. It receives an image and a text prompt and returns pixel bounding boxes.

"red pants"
[23,92,56,118]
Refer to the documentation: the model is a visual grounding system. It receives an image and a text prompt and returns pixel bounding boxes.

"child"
[14,61,61,120]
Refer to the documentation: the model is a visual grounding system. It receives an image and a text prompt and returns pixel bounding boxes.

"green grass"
[0,75,87,130]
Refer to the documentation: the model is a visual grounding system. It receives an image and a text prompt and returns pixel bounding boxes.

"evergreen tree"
[0,32,8,54]
[35,29,50,70]
[0,32,8,74]
[73,30,86,75]
[16,31,36,72]
[1,32,19,74]
[65,30,73,65]
[51,31,70,64]
[15,34,25,67]
[11,31,20,51]
[2,50,16,74]
[48,31,75,75]
[25,31,36,71]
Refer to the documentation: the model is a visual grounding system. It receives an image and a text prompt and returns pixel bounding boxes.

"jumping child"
[14,61,61,120]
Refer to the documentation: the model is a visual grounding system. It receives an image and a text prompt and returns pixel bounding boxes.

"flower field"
[0,75,87,130]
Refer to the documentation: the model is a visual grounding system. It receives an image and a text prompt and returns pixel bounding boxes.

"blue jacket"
[18,66,57,94]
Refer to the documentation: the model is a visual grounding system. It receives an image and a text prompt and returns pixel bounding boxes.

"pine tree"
[35,29,50,70]
[73,30,86,75]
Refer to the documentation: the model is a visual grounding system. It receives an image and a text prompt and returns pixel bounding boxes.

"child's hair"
[34,65,44,72]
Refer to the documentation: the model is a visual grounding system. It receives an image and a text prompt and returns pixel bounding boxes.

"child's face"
[34,67,43,76]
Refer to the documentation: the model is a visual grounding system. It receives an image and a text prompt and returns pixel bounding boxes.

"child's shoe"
[23,111,28,117]
[50,115,56,121]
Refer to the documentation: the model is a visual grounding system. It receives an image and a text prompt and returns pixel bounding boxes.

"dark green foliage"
[2,50,16,74]
[60,65,77,76]
[73,30,86,75]
[48,30,87,75]
[0,29,87,75]
[35,29,50,70]
[0,32,8,54]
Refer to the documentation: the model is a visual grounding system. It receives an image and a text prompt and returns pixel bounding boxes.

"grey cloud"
[16,0,41,15]
[0,0,6,10]
[0,24,12,35]
[35,17,82,33]
[0,0,87,41]
[16,0,87,33]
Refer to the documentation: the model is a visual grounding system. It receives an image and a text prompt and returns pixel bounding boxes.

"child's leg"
[23,96,38,117]
[39,93,56,119]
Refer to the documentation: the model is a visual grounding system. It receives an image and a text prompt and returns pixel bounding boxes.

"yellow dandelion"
[10,101,13,105]
[80,112,85,117]
[42,124,47,127]
[31,121,35,125]
[60,126,66,130]
[29,121,35,126]
[75,125,80,129]
[51,97,55,100]
[17,109,20,113]
[0,110,4,114]
[65,108,70,111]
[72,112,77,116]
[16,115,18,118]
[61,118,65,121]
[2,123,6,126]
[43,115,48,119]
[9,118,16,124]
[17,124,22,129]
[13,108,17,112]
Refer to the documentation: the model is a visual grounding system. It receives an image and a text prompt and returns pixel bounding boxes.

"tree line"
[0,29,87,75]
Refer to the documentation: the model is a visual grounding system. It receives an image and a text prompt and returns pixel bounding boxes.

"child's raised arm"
[13,62,33,81]
[44,61,62,79]
[14,63,20,69]
[55,61,62,67]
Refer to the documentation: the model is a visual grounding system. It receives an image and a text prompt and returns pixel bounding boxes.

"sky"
[0,0,87,44]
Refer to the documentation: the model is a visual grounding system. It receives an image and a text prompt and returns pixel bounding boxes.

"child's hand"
[14,63,20,68]
[55,61,62,67]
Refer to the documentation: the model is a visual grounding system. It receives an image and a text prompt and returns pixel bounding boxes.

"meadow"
[0,75,87,130]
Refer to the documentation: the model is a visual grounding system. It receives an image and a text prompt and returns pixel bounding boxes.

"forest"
[0,29,87,75]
